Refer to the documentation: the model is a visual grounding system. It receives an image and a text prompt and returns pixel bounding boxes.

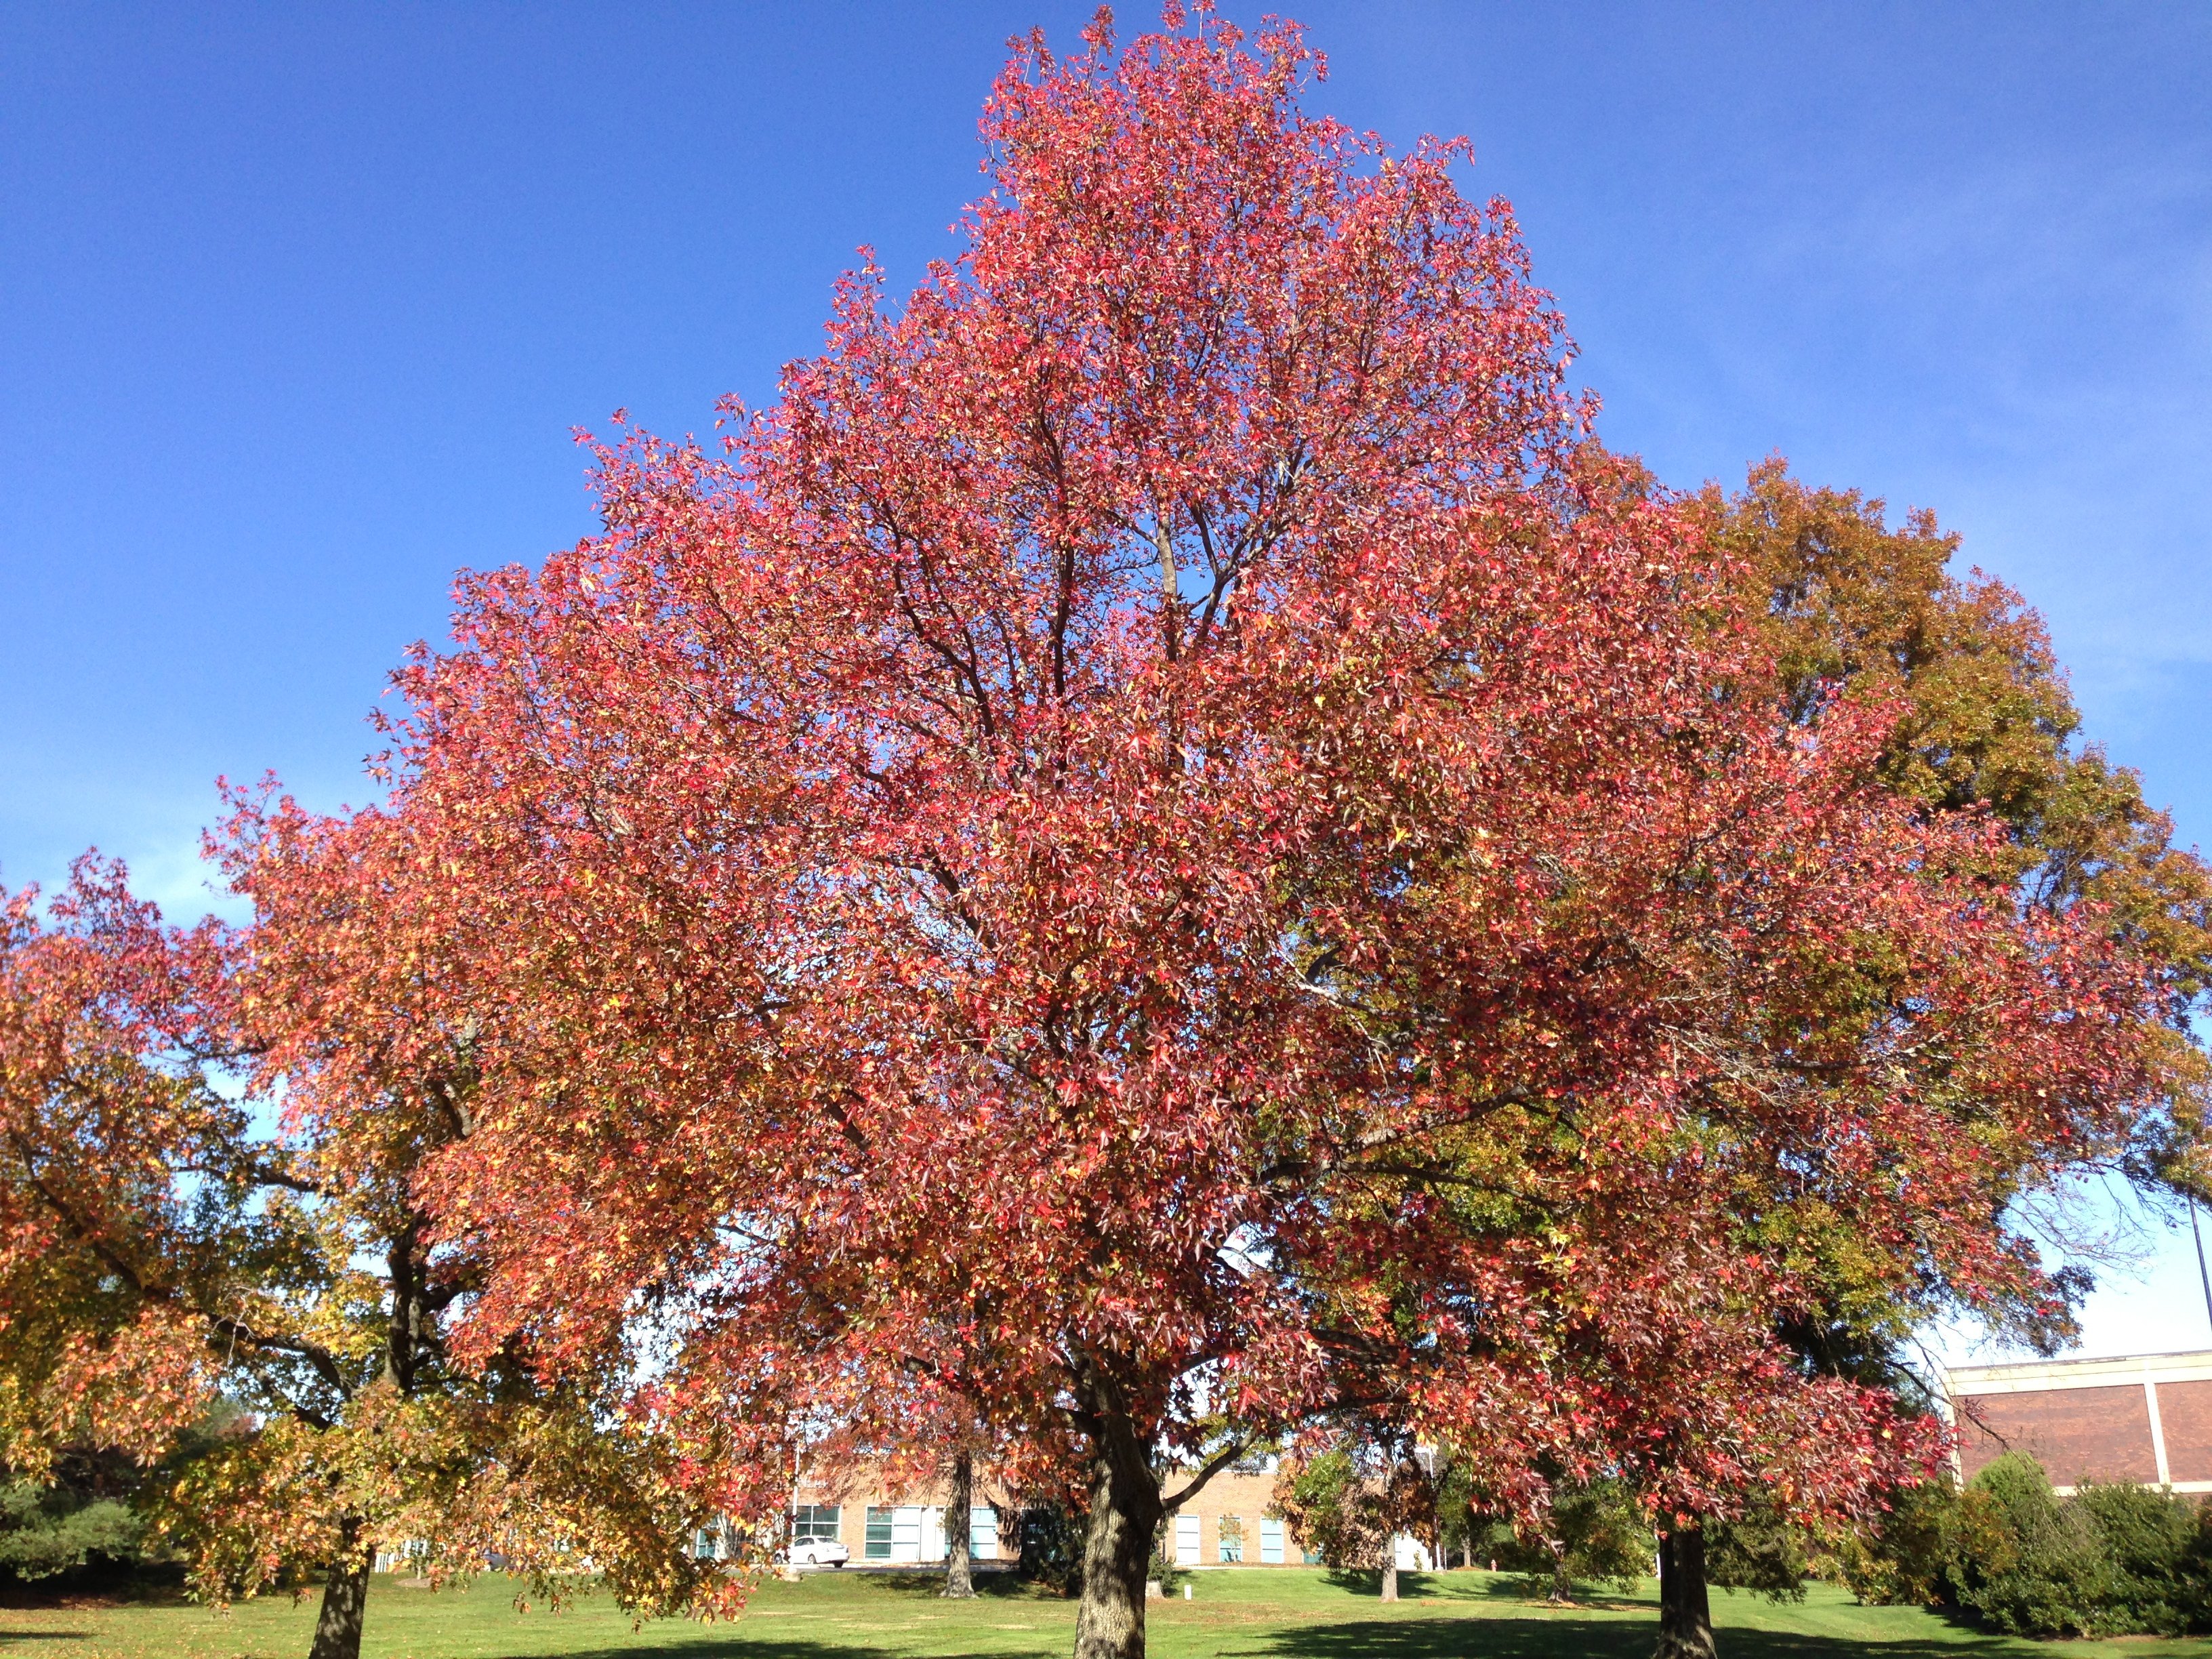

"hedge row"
[1850,1453,2212,1639]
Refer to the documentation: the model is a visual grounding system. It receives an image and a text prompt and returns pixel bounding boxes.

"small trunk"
[943,1450,976,1599]
[1655,1526,1717,1659]
[1072,1415,1164,1659]
[308,1519,371,1659]
[1378,1555,1399,1602]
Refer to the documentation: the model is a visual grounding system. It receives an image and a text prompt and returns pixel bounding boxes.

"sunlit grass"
[7,1565,2212,1659]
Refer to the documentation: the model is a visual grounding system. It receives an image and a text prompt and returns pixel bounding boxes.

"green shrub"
[1938,1451,2212,1637]
[0,1478,145,1584]
[1146,1511,1192,1595]
[1705,1494,1811,1602]
[1017,1502,1085,1594]
[1470,1479,1654,1601]
[2071,1481,2212,1636]
[1832,1477,1956,1606]
[1947,1453,2112,1636]
[0,1435,182,1591]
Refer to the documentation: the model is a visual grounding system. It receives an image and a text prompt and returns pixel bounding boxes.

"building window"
[792,1504,840,1544]
[969,1505,999,1558]
[865,1507,893,1560]
[1217,1515,1244,1563]
[895,1506,926,1561]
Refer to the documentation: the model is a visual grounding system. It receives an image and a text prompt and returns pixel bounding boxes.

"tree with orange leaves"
[0,846,748,1659]
[1708,456,2212,1158]
[289,12,2177,1659]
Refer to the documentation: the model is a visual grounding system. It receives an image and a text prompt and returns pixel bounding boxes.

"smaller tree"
[1215,1513,1244,1563]
[1828,1479,1956,1607]
[1477,1478,1654,1603]
[1273,1441,1435,1603]
[0,853,746,1659]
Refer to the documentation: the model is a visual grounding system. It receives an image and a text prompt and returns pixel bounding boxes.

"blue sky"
[4,2,2209,1359]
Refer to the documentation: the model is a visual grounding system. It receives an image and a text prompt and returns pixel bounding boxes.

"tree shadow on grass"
[863,1571,1046,1601]
[531,1641,905,1659]
[1432,1574,1647,1612]
[1242,1618,2013,1659]
[525,1593,1063,1659]
[1315,1570,1489,1600]
[1311,1571,1647,1614]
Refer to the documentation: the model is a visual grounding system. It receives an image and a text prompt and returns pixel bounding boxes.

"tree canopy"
[1707,459,2211,1194]
[270,13,2177,1658]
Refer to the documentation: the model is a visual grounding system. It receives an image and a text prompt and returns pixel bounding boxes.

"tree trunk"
[943,1449,976,1598]
[1072,1410,1164,1659]
[1655,1526,1716,1659]
[308,1519,371,1659]
[1379,1554,1399,1603]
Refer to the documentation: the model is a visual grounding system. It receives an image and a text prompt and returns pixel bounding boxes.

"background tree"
[1704,457,2212,1163]
[1605,462,2212,1655]
[0,846,743,1659]
[1273,1440,1435,1602]
[1389,451,2212,1658]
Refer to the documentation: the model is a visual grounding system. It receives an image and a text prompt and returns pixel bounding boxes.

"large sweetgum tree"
[230,12,2174,1658]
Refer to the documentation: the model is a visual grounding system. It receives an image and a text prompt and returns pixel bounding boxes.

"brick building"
[1946,1349,2212,1494]
[787,1464,1315,1567]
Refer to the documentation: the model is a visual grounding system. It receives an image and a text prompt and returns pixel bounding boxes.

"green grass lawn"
[8,1567,2212,1659]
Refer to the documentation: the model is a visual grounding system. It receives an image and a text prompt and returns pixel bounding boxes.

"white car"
[789,1538,851,1569]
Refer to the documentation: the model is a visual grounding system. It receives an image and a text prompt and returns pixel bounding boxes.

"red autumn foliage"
[209,12,2170,1657]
